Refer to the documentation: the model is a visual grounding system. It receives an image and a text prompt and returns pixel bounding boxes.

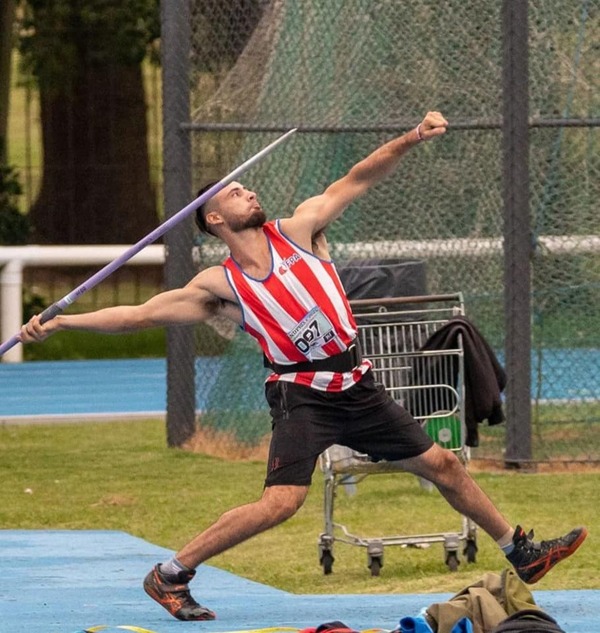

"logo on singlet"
[278,252,301,275]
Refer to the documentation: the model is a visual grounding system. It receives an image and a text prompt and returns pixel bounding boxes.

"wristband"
[416,123,424,142]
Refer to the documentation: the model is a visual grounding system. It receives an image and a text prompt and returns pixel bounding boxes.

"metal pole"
[161,0,196,447]
[502,0,532,466]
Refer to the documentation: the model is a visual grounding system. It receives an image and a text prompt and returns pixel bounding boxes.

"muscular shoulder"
[278,216,315,252]
[188,266,233,300]
[279,218,331,259]
[189,266,240,320]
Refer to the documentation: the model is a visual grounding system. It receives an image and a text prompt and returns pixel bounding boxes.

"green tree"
[0,2,31,245]
[19,0,160,244]
[0,0,16,165]
[0,165,30,244]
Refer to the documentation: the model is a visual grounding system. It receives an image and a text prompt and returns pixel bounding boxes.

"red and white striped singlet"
[223,220,371,392]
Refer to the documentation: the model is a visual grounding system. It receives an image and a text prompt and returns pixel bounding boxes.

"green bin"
[424,415,462,450]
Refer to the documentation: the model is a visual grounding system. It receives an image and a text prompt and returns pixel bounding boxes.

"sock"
[497,527,516,555]
[159,557,192,579]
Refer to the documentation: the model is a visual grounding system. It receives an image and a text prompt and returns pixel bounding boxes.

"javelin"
[0,128,297,357]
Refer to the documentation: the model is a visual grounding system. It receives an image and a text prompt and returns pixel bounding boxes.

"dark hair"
[194,180,220,235]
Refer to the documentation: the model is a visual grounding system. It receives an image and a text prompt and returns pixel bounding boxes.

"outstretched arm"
[19,267,234,344]
[285,111,448,239]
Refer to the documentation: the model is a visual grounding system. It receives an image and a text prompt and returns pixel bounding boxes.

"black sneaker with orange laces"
[143,564,216,621]
[506,525,588,583]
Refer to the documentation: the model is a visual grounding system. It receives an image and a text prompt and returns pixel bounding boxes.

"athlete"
[20,111,587,622]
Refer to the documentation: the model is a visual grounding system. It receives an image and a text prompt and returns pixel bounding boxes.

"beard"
[228,208,267,233]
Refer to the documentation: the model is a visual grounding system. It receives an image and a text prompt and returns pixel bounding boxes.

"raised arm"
[19,266,238,344]
[284,111,448,240]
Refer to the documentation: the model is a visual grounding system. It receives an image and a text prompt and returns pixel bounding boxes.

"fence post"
[502,0,532,465]
[161,0,196,447]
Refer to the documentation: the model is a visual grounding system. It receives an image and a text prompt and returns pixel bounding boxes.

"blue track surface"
[1,349,599,419]
[0,359,168,418]
[0,530,597,633]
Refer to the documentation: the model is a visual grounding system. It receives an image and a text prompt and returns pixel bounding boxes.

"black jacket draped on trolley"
[410,315,507,447]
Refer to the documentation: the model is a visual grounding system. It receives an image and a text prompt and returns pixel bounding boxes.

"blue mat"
[0,530,597,633]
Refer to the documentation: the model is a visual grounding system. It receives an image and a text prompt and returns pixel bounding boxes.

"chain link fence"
[169,0,600,464]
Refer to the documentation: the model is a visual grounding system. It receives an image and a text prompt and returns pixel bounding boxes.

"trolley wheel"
[464,539,478,564]
[368,556,382,577]
[320,550,334,575]
[446,551,460,572]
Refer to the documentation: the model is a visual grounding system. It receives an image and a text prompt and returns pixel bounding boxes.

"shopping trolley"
[317,293,478,576]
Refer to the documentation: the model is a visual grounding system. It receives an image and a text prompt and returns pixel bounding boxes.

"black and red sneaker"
[143,564,216,621]
[506,525,588,583]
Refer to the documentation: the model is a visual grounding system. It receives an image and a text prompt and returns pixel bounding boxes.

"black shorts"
[263,369,434,487]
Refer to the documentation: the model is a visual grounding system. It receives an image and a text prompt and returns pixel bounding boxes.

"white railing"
[199,234,600,263]
[0,245,165,363]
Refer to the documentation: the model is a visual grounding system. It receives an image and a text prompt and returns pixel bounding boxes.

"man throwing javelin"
[20,112,587,622]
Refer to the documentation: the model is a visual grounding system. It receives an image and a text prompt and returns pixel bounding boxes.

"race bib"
[287,306,336,357]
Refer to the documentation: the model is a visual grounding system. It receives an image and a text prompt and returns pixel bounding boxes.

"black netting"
[184,0,599,461]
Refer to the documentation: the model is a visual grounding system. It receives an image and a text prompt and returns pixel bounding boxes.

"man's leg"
[399,443,587,582]
[400,443,511,539]
[144,484,309,621]
[177,484,309,567]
